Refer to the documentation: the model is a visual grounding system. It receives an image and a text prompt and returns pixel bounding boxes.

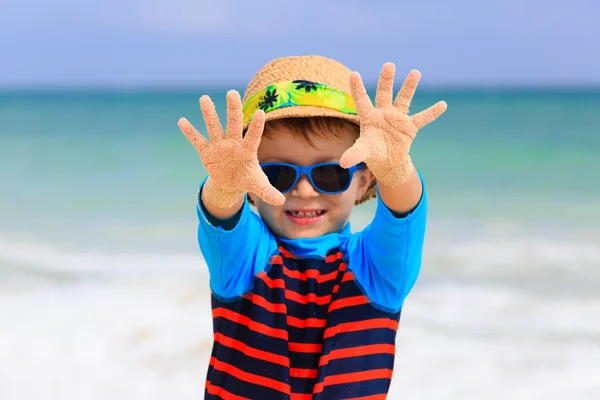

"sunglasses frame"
[259,162,366,194]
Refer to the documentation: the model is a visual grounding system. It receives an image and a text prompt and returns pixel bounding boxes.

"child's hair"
[263,117,360,148]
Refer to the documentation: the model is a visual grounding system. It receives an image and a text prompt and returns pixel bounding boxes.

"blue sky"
[1,0,598,87]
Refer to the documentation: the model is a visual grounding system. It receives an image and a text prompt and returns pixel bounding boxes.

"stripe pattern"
[205,245,401,399]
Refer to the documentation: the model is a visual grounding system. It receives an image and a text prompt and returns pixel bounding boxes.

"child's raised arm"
[177,91,283,299]
[343,63,445,311]
[178,90,284,221]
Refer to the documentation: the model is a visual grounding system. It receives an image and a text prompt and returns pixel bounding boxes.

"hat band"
[242,80,357,126]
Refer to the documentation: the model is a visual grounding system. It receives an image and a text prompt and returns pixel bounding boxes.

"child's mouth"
[285,209,326,225]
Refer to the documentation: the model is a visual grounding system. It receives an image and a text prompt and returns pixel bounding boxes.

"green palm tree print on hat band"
[242,80,358,126]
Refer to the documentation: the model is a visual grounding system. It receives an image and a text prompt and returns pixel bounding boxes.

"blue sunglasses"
[259,162,365,194]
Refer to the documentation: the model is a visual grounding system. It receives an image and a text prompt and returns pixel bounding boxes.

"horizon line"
[2,83,600,95]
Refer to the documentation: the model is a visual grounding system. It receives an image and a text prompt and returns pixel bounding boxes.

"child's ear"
[355,168,375,202]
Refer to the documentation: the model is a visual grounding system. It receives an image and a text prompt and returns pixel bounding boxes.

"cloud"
[222,2,382,39]
[0,0,598,86]
[101,1,385,39]
[0,0,234,36]
[112,0,233,36]
[2,0,597,41]
[0,0,385,38]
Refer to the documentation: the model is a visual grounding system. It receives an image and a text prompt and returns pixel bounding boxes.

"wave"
[0,233,208,286]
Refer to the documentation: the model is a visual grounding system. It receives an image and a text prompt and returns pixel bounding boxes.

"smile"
[285,209,327,225]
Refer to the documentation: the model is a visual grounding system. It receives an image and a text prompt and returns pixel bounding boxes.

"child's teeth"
[292,211,320,217]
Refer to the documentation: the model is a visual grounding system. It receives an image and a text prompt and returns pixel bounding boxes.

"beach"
[1,88,599,399]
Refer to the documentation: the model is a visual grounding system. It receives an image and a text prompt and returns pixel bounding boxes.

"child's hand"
[178,90,285,207]
[340,63,447,186]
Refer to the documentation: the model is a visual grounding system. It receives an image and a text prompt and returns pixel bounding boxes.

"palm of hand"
[340,64,447,186]
[178,91,285,206]
[199,139,260,193]
[353,107,418,175]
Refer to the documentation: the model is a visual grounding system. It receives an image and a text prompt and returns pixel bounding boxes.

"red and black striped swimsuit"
[196,180,427,399]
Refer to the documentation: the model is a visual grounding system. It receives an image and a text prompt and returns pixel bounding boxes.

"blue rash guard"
[195,176,427,399]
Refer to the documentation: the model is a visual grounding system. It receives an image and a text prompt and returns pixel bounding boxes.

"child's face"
[250,124,373,239]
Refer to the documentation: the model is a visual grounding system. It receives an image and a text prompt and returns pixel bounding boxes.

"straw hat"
[241,55,376,205]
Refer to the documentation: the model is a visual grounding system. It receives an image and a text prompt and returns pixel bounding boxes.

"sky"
[0,0,598,88]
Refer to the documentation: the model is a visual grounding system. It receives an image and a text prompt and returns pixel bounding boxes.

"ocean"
[1,88,599,399]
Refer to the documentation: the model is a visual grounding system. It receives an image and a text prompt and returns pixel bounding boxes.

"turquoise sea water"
[2,89,598,244]
[1,88,599,399]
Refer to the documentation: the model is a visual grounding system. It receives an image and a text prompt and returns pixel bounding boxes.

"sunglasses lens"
[261,165,297,193]
[311,164,350,193]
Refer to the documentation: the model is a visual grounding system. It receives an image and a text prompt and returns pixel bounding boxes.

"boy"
[178,55,446,399]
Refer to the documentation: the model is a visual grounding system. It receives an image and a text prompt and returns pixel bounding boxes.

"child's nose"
[290,174,319,198]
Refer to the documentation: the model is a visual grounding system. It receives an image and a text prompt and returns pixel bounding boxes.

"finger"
[248,170,286,206]
[178,118,208,153]
[349,71,374,117]
[339,139,371,169]
[199,95,225,142]
[375,62,395,108]
[225,90,243,141]
[243,109,266,151]
[393,69,421,114]
[412,101,448,129]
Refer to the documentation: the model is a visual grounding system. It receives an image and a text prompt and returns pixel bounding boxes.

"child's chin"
[283,225,330,240]
[288,231,323,239]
